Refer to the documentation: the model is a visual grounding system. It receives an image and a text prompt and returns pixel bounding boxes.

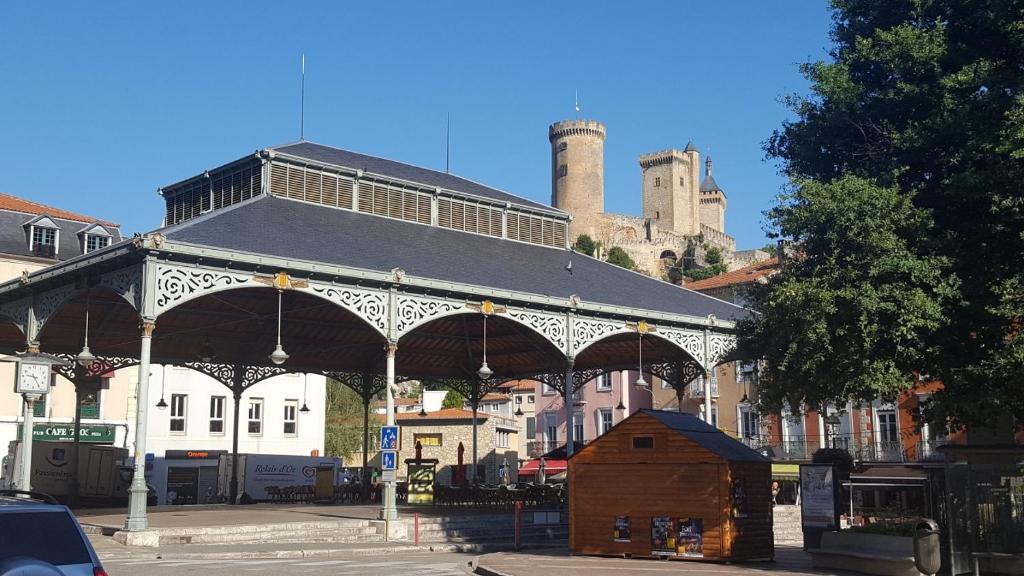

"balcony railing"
[525,439,587,458]
[688,378,719,398]
[857,441,905,463]
[917,438,950,461]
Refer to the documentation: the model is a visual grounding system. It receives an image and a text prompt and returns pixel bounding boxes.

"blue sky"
[0,2,832,249]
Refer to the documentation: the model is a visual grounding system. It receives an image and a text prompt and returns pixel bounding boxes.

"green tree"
[754,0,1024,429]
[441,389,466,409]
[761,243,778,257]
[324,379,382,460]
[573,234,597,256]
[606,246,636,270]
[735,176,953,415]
[685,246,729,281]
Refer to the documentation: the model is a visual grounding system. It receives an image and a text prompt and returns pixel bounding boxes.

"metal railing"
[688,378,719,398]
[857,441,905,462]
[525,440,587,458]
[916,438,949,461]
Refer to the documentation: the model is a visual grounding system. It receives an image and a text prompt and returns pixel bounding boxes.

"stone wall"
[397,417,518,484]
[550,120,606,241]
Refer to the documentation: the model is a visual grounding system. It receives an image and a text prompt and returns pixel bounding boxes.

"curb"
[98,542,492,561]
[470,556,514,576]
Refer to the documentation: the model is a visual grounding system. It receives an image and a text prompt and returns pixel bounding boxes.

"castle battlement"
[548,119,606,142]
[637,149,694,169]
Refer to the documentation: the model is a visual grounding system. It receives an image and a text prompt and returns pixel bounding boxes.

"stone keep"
[638,146,702,236]
[549,119,606,241]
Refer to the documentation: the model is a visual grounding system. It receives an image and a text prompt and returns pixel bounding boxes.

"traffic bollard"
[514,501,522,551]
[414,512,419,547]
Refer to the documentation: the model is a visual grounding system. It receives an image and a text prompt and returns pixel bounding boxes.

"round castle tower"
[549,119,606,241]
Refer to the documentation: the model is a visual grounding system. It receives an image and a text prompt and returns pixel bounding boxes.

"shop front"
[152,449,225,505]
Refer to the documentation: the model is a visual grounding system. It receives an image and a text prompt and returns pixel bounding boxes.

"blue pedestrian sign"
[381,451,397,471]
[380,426,398,450]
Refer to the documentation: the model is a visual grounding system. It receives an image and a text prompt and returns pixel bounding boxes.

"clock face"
[17,362,51,394]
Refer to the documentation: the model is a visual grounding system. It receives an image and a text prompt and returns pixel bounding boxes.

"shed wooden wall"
[727,462,774,559]
[568,413,772,560]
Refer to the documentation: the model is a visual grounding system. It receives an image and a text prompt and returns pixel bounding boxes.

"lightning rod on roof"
[445,112,451,174]
[575,89,581,116]
[300,53,305,141]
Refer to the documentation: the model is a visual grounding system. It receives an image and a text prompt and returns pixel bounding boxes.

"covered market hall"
[0,141,749,531]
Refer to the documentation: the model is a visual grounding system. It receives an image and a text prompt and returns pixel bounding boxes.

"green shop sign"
[19,424,116,443]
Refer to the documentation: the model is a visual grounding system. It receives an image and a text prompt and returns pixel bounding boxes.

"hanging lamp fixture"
[76,291,96,367]
[634,331,648,388]
[477,315,492,380]
[155,364,168,409]
[268,289,289,365]
[300,374,310,414]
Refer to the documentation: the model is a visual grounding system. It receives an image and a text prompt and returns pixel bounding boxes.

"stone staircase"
[773,504,804,547]
[413,512,567,547]
[105,519,384,547]
[96,511,568,549]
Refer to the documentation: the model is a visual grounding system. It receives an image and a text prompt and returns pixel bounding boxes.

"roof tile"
[0,192,119,227]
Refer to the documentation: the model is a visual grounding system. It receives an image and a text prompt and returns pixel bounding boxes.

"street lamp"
[477,315,492,380]
[155,365,168,410]
[76,292,96,367]
[300,373,310,414]
[268,290,289,365]
[824,413,841,448]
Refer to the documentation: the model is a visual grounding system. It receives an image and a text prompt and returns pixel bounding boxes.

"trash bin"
[913,518,941,576]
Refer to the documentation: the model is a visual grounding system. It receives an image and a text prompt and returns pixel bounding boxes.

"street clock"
[16,361,51,394]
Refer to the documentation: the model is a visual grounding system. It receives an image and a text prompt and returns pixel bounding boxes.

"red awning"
[517,458,567,477]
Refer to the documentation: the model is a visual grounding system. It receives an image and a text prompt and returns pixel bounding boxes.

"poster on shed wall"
[676,517,704,557]
[613,516,631,542]
[651,517,676,556]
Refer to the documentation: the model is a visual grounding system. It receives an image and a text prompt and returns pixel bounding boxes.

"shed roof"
[271,141,557,213]
[395,408,488,422]
[161,195,750,322]
[639,409,769,463]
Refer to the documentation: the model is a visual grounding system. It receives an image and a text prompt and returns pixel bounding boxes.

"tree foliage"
[573,234,597,257]
[744,0,1024,429]
[441,389,465,409]
[324,379,382,461]
[736,177,953,414]
[606,246,636,270]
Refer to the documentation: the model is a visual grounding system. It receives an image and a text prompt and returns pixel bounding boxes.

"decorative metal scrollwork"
[52,353,139,380]
[306,284,388,335]
[242,365,291,388]
[98,266,143,310]
[33,284,78,333]
[571,367,609,393]
[572,317,626,355]
[183,362,237,386]
[154,264,252,315]
[0,296,31,335]
[394,295,461,335]
[658,327,706,367]
[707,333,737,367]
[646,360,704,390]
[506,309,568,352]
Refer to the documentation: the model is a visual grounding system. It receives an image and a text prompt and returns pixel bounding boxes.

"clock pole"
[18,393,38,491]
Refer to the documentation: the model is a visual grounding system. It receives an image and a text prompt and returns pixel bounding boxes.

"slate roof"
[161,195,750,322]
[0,194,122,261]
[684,141,698,153]
[640,409,769,462]
[700,174,722,192]
[271,141,558,214]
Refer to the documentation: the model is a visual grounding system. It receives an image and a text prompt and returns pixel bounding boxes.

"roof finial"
[300,53,306,141]
[574,89,581,117]
[705,155,712,177]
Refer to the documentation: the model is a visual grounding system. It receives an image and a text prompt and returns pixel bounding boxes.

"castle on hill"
[547,118,764,279]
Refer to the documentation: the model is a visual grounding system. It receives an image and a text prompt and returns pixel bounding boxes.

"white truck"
[2,440,146,505]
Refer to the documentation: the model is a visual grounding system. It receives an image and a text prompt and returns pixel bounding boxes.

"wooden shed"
[568,409,773,561]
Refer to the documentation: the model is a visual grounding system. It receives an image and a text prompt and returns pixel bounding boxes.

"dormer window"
[85,234,110,253]
[24,215,60,259]
[78,223,113,254]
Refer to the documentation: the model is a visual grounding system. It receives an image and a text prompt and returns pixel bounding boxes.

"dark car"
[0,490,106,576]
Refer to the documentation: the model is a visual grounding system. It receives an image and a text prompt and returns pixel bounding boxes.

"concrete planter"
[810,530,921,576]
